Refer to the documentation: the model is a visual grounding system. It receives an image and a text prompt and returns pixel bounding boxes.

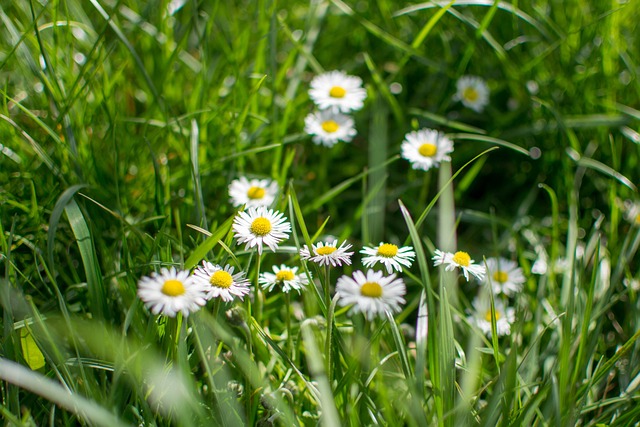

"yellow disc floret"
[377,243,398,258]
[360,282,383,298]
[492,271,509,283]
[162,279,185,296]
[250,217,272,236]
[210,270,233,289]
[329,86,346,98]
[247,186,266,200]
[418,143,437,157]
[321,120,340,133]
[485,310,501,322]
[316,246,337,256]
[275,270,295,282]
[463,87,479,102]
[452,251,471,267]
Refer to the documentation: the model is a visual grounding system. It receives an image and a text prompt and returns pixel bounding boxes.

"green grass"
[1,0,640,425]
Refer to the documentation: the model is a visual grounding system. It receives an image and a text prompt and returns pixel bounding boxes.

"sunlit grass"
[1,1,640,426]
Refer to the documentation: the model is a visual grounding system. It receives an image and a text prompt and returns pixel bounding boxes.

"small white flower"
[360,242,415,274]
[454,75,490,113]
[228,177,279,208]
[401,128,454,172]
[531,257,547,275]
[259,264,311,293]
[299,240,353,267]
[483,257,525,296]
[304,110,357,147]
[336,269,406,320]
[433,249,486,281]
[192,261,250,302]
[233,207,291,255]
[137,267,207,317]
[469,296,515,337]
[308,70,367,113]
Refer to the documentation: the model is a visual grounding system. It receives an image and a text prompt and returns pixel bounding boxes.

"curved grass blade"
[184,213,236,270]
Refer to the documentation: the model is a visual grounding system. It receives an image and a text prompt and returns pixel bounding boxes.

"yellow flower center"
[321,120,340,133]
[360,282,383,298]
[329,86,346,98]
[463,87,479,102]
[210,270,233,289]
[250,217,272,236]
[452,251,471,267]
[246,186,265,200]
[418,143,437,157]
[161,279,185,296]
[316,246,337,256]
[493,270,509,283]
[485,310,501,322]
[377,243,398,258]
[275,270,295,282]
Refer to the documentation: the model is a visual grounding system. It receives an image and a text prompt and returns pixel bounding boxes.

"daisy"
[308,70,367,113]
[137,267,207,317]
[228,177,279,208]
[469,296,515,337]
[192,261,250,302]
[336,269,406,320]
[233,206,291,255]
[433,249,486,281]
[360,242,416,274]
[482,257,525,296]
[454,75,490,113]
[401,128,454,172]
[304,110,357,147]
[259,264,311,293]
[299,239,353,267]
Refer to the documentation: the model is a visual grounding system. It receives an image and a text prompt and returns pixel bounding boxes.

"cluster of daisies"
[435,249,524,337]
[304,70,366,147]
[302,70,489,173]
[136,203,417,320]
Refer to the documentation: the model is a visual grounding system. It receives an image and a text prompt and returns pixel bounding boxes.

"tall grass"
[1,0,639,425]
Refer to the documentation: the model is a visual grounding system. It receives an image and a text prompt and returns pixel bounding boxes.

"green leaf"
[20,328,45,370]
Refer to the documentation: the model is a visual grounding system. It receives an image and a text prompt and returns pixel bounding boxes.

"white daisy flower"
[192,261,250,302]
[259,264,311,294]
[228,177,279,208]
[336,269,406,320]
[401,128,454,172]
[304,110,357,147]
[469,296,515,337]
[454,75,490,113]
[232,206,291,255]
[308,70,367,113]
[137,267,207,317]
[360,242,416,274]
[299,240,353,267]
[483,257,525,296]
[433,249,486,282]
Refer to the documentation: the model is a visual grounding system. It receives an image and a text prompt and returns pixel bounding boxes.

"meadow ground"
[1,1,640,426]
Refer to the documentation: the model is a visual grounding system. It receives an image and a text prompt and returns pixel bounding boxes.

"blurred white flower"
[308,70,367,113]
[228,177,279,208]
[454,75,490,113]
[483,257,525,296]
[336,269,406,320]
[401,128,453,172]
[137,267,207,317]
[469,296,515,337]
[304,110,357,147]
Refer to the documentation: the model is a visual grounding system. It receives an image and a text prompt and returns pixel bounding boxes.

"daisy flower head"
[401,128,454,172]
[360,242,416,274]
[299,239,354,267]
[192,261,250,302]
[137,267,207,317]
[228,177,279,208]
[483,257,525,296]
[259,264,311,294]
[304,110,357,147]
[469,296,515,337]
[433,249,486,282]
[232,206,291,255]
[454,75,490,113]
[336,269,406,320]
[308,70,367,113]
